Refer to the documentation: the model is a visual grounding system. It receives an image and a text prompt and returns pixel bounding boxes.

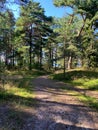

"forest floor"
[0,74,98,130]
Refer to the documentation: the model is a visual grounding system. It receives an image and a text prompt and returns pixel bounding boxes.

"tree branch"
[77,14,87,37]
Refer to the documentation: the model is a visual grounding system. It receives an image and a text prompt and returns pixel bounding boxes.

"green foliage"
[53,0,75,7]
[0,70,46,106]
[52,70,98,81]
[53,16,83,71]
[0,61,6,72]
[53,0,98,70]
[0,0,98,72]
[79,95,98,110]
[51,69,98,110]
[15,1,53,70]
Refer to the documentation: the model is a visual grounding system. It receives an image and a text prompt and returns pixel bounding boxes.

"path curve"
[32,75,98,130]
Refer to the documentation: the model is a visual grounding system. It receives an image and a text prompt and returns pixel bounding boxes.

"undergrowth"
[51,69,98,111]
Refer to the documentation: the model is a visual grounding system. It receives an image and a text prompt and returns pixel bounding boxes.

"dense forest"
[0,0,98,75]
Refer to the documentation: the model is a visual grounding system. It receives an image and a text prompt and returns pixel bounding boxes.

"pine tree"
[53,0,98,68]
[15,1,53,70]
[0,10,15,69]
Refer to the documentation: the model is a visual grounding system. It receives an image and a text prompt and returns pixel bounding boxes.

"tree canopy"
[0,0,98,73]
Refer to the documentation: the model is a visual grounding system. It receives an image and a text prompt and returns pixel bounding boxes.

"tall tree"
[53,0,98,68]
[16,1,53,70]
[53,15,82,75]
[0,10,15,69]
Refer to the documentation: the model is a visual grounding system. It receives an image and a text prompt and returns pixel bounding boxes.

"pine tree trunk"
[12,48,15,67]
[54,47,57,71]
[49,43,53,70]
[67,56,72,70]
[5,51,8,67]
[29,25,32,70]
[29,45,32,70]
[51,49,54,68]
[63,42,66,78]
[49,47,51,70]
[39,43,42,70]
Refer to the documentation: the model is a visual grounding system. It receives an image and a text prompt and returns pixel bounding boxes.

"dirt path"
[0,75,98,130]
[32,75,98,130]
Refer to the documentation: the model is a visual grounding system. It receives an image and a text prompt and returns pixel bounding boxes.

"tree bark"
[54,47,57,71]
[63,41,66,78]
[67,56,72,70]
[29,25,32,70]
[39,42,42,70]
[12,48,15,67]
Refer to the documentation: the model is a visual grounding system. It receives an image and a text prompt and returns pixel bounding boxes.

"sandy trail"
[32,76,98,130]
[0,75,98,130]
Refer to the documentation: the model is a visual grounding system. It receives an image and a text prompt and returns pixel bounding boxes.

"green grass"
[79,94,98,110]
[51,69,98,111]
[0,79,36,129]
[52,70,98,80]
[0,78,35,107]
[5,69,49,76]
[68,78,98,90]
[0,69,49,129]
[84,79,98,90]
[0,69,45,107]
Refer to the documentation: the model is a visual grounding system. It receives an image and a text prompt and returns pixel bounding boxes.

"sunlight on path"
[32,76,98,130]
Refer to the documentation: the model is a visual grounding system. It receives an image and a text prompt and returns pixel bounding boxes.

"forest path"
[0,75,98,130]
[31,75,98,130]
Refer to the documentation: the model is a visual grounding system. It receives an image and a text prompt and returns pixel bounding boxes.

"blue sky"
[34,0,73,18]
[6,0,72,18]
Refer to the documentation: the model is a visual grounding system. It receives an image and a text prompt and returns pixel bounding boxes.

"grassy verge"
[0,78,35,107]
[0,70,46,129]
[51,69,98,110]
[0,69,46,107]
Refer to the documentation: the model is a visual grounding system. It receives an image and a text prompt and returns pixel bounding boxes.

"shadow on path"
[0,104,96,130]
[32,76,98,130]
[0,75,98,129]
